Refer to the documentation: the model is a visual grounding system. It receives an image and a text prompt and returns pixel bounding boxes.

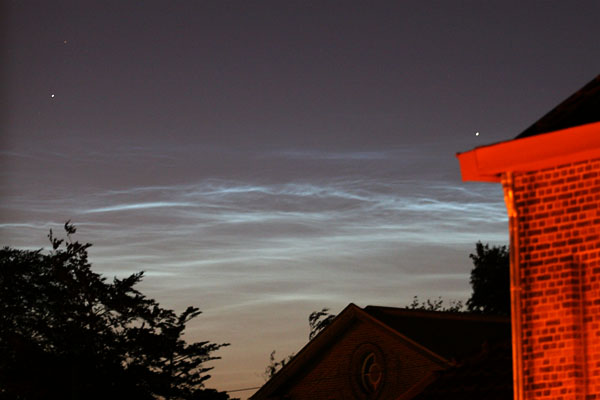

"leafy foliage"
[407,296,464,312]
[263,350,295,380]
[0,222,231,400]
[408,242,510,315]
[308,308,335,340]
[264,308,336,380]
[466,241,510,316]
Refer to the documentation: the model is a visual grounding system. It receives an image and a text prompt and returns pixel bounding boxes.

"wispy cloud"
[83,202,196,213]
[270,149,390,161]
[1,146,510,400]
[2,177,506,280]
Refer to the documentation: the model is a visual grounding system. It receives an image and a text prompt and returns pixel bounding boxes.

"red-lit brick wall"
[508,158,600,400]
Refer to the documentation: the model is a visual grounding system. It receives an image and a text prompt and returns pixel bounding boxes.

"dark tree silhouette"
[264,308,336,379]
[407,296,464,312]
[0,222,232,400]
[466,241,510,316]
[308,308,335,340]
[263,350,295,380]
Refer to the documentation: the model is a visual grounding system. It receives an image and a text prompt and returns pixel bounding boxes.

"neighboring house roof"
[517,75,600,138]
[412,340,513,400]
[363,306,510,362]
[250,303,510,400]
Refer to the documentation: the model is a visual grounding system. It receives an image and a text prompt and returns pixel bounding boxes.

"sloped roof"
[412,340,513,400]
[516,74,600,138]
[456,74,600,183]
[363,306,510,361]
[251,303,510,399]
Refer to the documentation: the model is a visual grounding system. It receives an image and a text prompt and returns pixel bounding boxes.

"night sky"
[2,1,600,397]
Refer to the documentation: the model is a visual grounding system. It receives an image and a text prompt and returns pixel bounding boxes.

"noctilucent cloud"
[2,1,600,397]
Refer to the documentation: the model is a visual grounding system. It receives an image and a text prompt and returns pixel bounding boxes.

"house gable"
[283,315,448,400]
[251,304,449,400]
[251,304,510,400]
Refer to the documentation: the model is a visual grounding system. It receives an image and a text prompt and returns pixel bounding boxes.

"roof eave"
[456,121,600,183]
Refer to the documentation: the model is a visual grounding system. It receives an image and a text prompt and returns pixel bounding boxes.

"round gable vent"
[350,343,385,399]
[361,352,383,392]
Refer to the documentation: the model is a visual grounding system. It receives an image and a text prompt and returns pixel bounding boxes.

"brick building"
[457,75,600,400]
[251,304,510,400]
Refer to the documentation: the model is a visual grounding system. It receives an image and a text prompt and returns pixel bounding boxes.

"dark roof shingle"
[413,340,513,400]
[517,75,600,138]
[363,306,510,361]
